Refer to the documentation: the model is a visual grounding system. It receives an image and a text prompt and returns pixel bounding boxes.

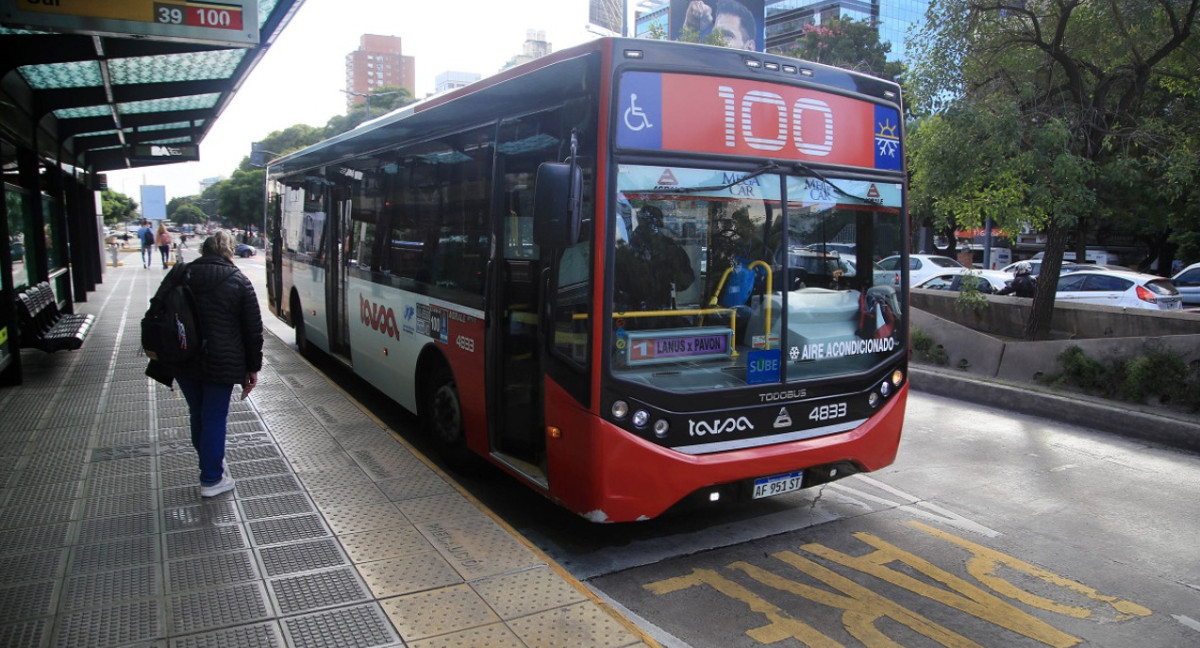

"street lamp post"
[341,89,398,119]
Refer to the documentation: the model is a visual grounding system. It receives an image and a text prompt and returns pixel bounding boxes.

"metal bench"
[15,282,95,352]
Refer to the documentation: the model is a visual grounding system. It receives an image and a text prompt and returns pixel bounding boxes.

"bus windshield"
[611,164,905,392]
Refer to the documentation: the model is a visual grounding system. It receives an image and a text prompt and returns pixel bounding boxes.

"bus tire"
[425,364,480,473]
[292,295,309,355]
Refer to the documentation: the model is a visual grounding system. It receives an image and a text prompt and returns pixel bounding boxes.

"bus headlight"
[653,419,670,438]
[632,409,650,428]
[611,400,629,420]
[891,370,904,387]
[880,380,891,397]
[868,392,880,408]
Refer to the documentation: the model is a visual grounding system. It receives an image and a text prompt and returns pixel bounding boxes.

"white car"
[915,269,1012,293]
[879,254,966,287]
[1171,262,1200,306]
[1054,270,1183,311]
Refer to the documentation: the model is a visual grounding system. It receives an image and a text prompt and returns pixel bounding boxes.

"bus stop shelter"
[0,0,303,385]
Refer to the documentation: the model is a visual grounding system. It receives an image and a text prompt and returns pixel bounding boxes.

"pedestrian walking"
[137,220,155,268]
[156,223,173,269]
[147,230,263,497]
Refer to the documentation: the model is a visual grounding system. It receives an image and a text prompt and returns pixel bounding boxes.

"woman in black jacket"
[171,230,263,497]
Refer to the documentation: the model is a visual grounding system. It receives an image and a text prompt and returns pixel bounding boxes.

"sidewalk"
[0,258,655,647]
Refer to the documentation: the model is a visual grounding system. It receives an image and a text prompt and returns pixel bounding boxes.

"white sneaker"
[200,474,235,497]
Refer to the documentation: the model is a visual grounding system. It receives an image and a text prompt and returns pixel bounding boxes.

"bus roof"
[267,37,902,177]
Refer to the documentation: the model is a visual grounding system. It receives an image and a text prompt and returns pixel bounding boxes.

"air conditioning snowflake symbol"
[789,346,801,361]
[875,119,899,158]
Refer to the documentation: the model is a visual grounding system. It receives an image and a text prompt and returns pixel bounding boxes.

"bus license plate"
[752,471,804,499]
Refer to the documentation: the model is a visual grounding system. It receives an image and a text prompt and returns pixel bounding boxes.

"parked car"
[1170,262,1200,306]
[915,269,1012,294]
[1000,260,1098,278]
[235,243,257,258]
[1054,270,1183,311]
[878,254,966,286]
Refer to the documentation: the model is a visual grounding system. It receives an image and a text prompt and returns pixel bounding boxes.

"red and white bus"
[265,37,908,522]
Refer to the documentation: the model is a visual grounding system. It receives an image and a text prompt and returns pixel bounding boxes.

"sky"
[106,0,616,203]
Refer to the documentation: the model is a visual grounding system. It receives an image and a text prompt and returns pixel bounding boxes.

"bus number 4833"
[809,402,847,422]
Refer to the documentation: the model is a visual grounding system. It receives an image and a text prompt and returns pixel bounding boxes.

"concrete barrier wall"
[911,289,1200,339]
[911,303,1200,385]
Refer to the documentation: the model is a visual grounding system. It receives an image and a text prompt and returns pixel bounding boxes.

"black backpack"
[141,263,204,362]
[142,228,154,246]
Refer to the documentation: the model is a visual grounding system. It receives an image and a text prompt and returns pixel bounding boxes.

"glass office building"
[635,0,931,62]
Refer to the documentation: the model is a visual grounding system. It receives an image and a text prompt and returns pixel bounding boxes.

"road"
[238,255,1200,647]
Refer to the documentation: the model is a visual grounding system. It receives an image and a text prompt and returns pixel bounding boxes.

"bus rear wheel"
[425,365,478,473]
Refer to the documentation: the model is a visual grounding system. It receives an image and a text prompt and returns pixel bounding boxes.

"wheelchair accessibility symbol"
[624,93,654,132]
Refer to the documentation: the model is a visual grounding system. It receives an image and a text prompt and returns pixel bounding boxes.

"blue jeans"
[141,244,153,266]
[176,376,233,486]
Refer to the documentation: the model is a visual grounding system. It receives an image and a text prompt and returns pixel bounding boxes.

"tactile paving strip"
[248,514,330,546]
[356,551,463,598]
[83,490,156,518]
[0,618,50,648]
[280,602,400,648]
[0,579,57,624]
[471,565,589,620]
[168,581,272,635]
[70,536,158,574]
[258,538,347,577]
[240,492,314,520]
[338,525,432,564]
[165,524,248,559]
[62,564,158,611]
[320,503,409,536]
[506,600,641,648]
[269,566,371,615]
[307,483,391,512]
[170,620,286,648]
[77,511,157,542]
[379,583,499,641]
[0,523,70,554]
[0,548,68,582]
[163,500,239,531]
[167,550,260,593]
[52,599,162,648]
[236,474,303,499]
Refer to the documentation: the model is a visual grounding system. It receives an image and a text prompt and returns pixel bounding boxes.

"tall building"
[501,30,553,71]
[435,70,482,94]
[634,1,930,63]
[345,34,416,111]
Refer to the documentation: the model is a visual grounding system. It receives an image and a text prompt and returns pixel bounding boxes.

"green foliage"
[100,190,137,224]
[954,275,989,313]
[324,86,415,138]
[1050,345,1200,410]
[910,328,948,366]
[907,0,1200,337]
[171,203,206,225]
[781,17,904,83]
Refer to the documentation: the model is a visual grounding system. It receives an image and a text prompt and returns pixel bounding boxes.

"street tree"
[100,190,137,225]
[908,0,1200,340]
[324,86,415,138]
[781,17,904,83]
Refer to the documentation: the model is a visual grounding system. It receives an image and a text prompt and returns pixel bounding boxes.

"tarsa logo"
[688,416,754,437]
[360,294,399,340]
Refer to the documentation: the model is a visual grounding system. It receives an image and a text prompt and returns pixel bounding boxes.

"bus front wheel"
[425,365,478,473]
[292,296,309,354]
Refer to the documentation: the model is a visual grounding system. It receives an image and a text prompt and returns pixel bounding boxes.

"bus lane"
[593,505,1180,647]
[587,392,1200,648]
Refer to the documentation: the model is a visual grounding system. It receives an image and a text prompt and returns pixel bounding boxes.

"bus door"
[488,169,547,478]
[326,189,352,361]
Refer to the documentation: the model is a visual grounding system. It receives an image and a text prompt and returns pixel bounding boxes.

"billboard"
[670,0,764,52]
[588,0,624,35]
[140,185,167,222]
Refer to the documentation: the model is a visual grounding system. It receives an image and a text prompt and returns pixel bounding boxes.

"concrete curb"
[910,365,1200,453]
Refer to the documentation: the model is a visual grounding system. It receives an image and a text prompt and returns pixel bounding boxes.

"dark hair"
[716,0,756,43]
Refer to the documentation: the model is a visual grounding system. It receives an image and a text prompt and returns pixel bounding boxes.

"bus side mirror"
[533,162,582,249]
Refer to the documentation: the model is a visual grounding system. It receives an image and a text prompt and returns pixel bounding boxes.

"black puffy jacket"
[168,255,263,386]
